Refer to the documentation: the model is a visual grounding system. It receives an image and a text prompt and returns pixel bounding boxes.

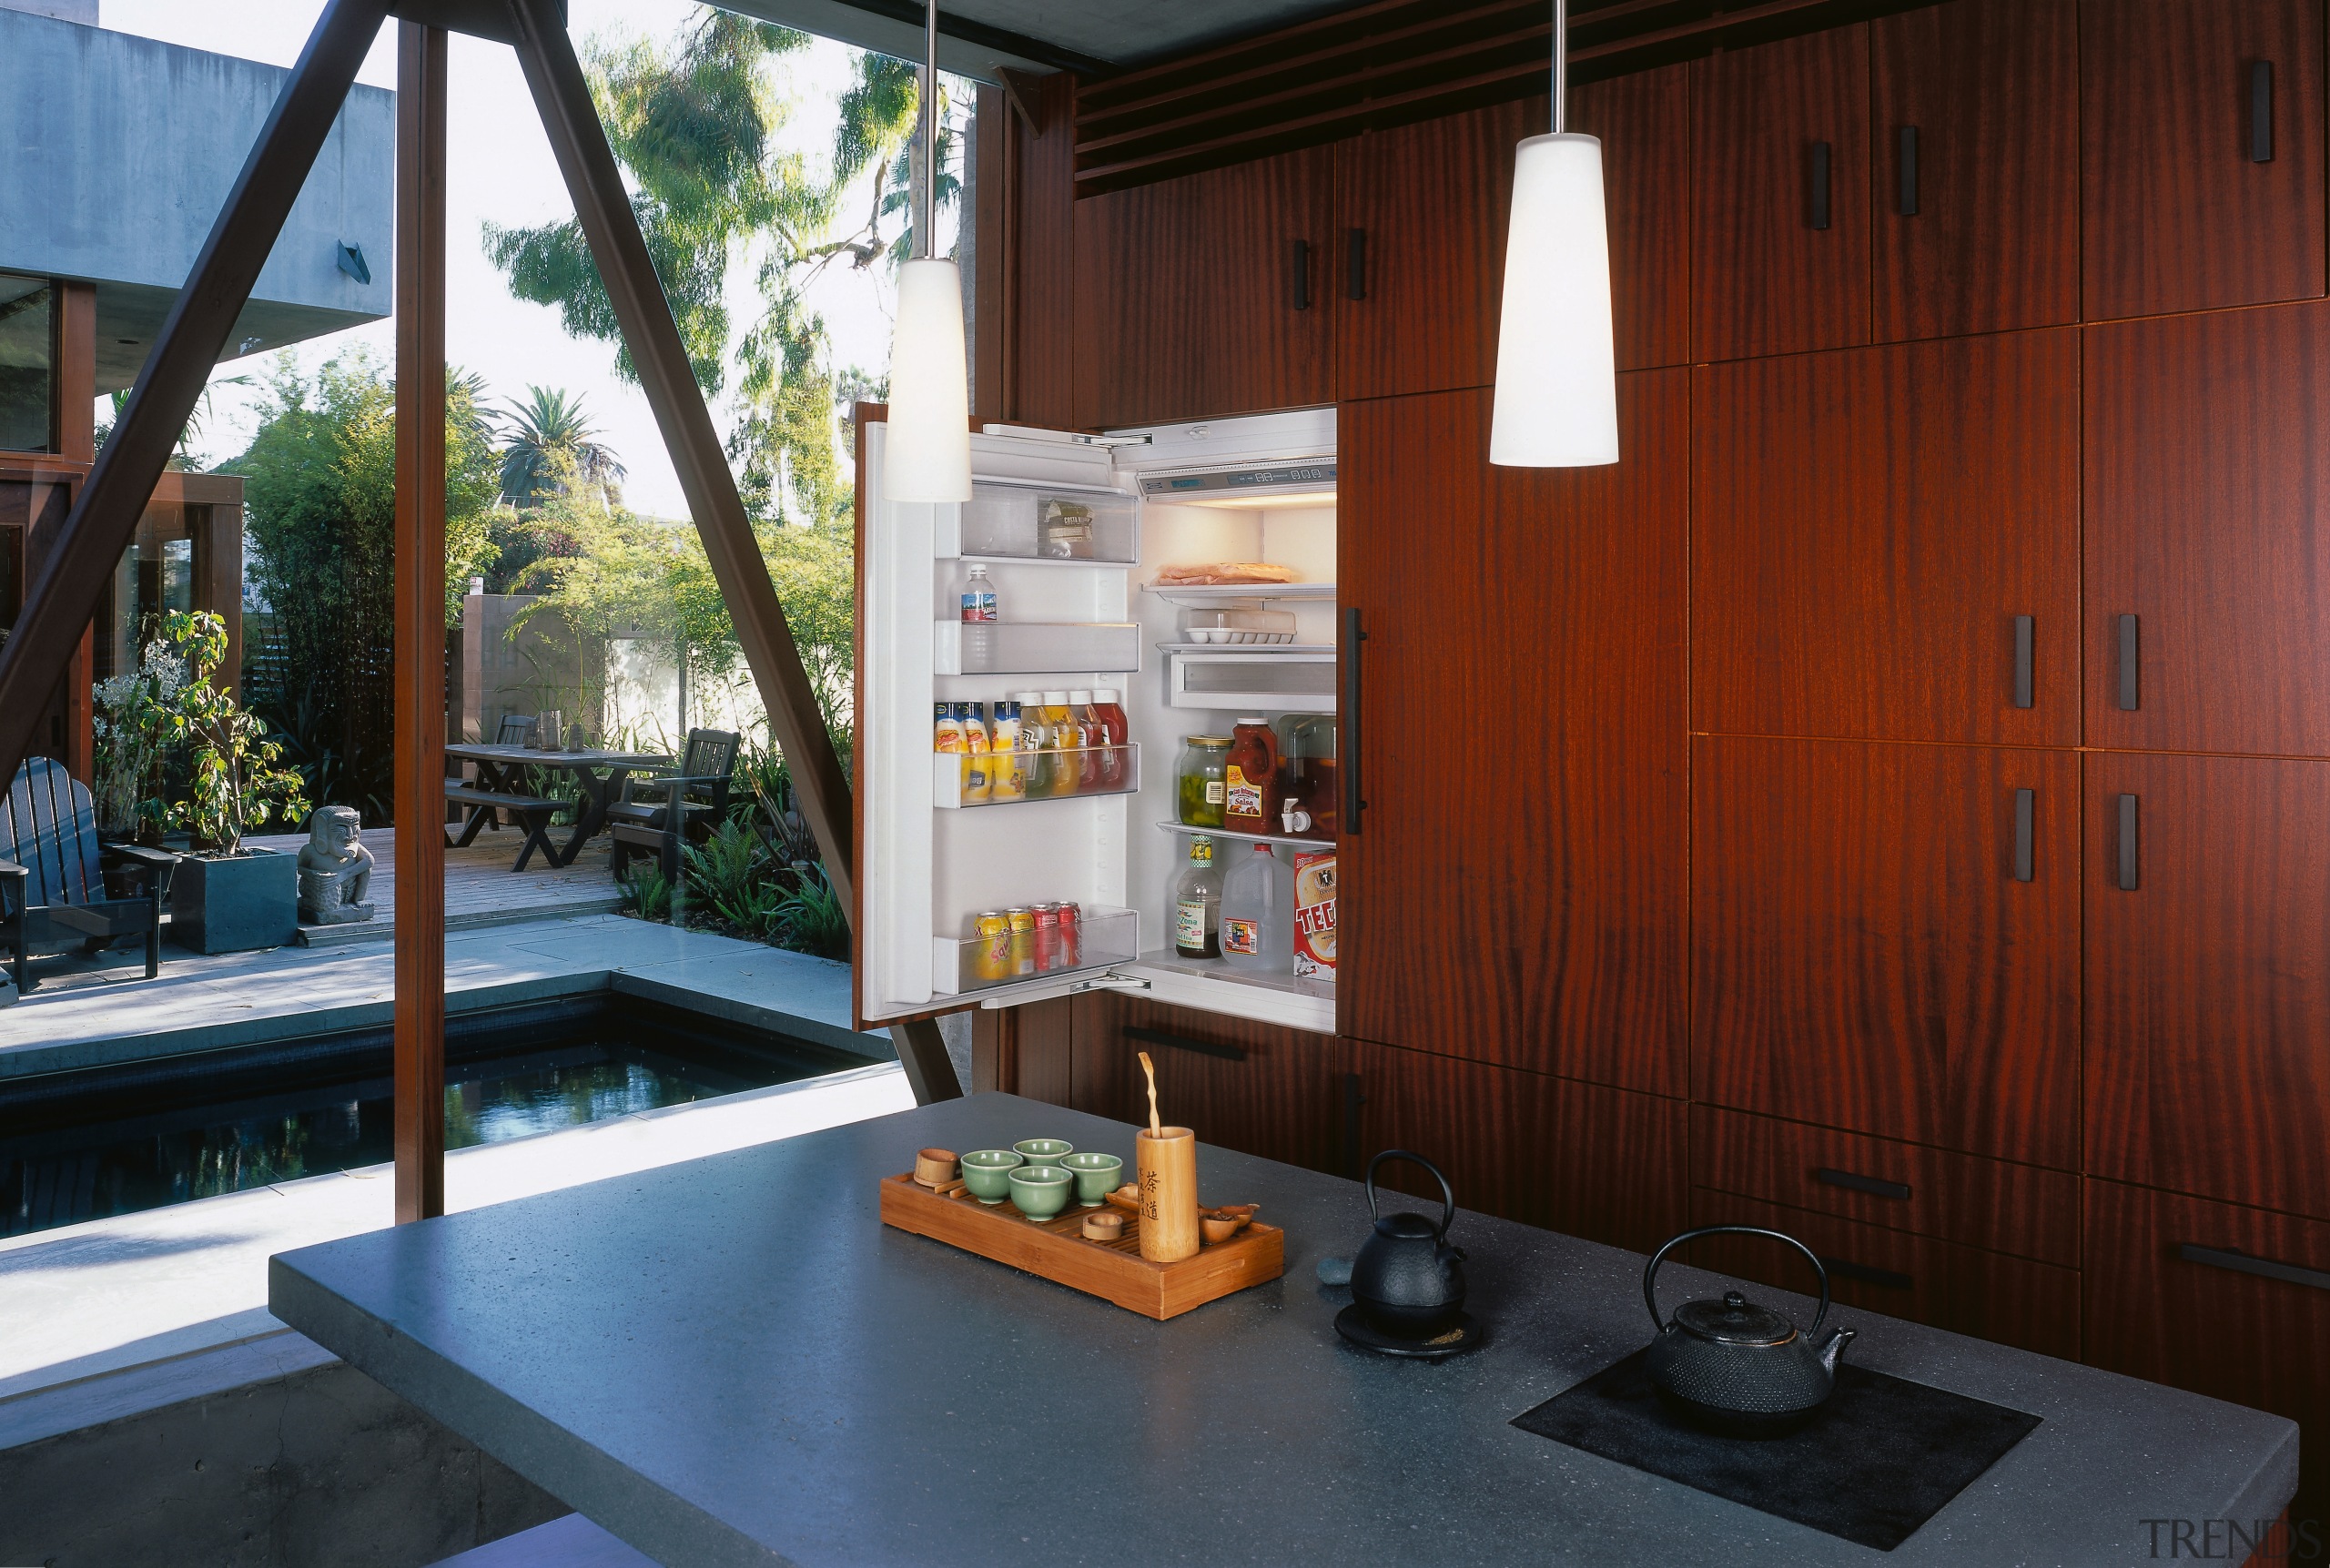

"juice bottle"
[1222,716,1282,835]
[933,701,965,754]
[1038,690,1075,796]
[988,700,1027,801]
[961,701,991,803]
[1015,690,1053,797]
[1090,686,1130,790]
[1067,689,1103,793]
[1219,843,1295,973]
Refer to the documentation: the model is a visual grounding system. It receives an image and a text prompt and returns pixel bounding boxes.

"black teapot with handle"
[1639,1225,1857,1438]
[1349,1150,1467,1339]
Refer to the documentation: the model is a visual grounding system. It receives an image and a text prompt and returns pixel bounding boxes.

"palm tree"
[499,386,625,508]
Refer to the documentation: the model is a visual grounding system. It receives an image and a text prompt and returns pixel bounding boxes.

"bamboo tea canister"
[1136,1126,1200,1262]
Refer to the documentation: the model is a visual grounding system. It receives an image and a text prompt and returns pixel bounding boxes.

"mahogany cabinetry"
[2084,752,2330,1221]
[1692,735,2080,1169]
[1338,377,1686,1095]
[1693,330,2081,747]
[2081,0,2326,321]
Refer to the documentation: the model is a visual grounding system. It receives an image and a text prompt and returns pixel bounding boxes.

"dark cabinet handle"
[2117,613,2140,710]
[1809,140,1831,230]
[1820,1255,1914,1291]
[2253,61,2274,163]
[2012,614,2033,709]
[2181,1242,2330,1292]
[1341,1072,1367,1179]
[2118,794,2139,891]
[1345,228,1367,300]
[1291,238,1312,310]
[2013,788,2034,884]
[1342,606,1365,835]
[1898,126,1920,216]
[1817,1167,1912,1201]
[1124,1025,1243,1063]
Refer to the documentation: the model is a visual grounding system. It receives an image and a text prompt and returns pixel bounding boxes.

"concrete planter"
[170,847,297,954]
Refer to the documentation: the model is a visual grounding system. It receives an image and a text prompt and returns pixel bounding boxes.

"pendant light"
[884,0,973,502]
[1488,0,1619,468]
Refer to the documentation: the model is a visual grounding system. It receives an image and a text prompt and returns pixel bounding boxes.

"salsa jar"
[1222,717,1282,835]
[1176,735,1231,828]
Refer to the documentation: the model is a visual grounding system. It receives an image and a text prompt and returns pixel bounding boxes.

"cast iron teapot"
[1350,1150,1467,1338]
[1640,1225,1856,1438]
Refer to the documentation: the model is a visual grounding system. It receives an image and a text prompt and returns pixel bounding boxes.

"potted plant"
[142,611,310,954]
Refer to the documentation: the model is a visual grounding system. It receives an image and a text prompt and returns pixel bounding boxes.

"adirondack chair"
[1,757,179,994]
[607,728,740,883]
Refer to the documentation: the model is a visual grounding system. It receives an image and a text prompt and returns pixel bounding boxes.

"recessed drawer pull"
[1808,139,1831,230]
[1816,1167,1912,1201]
[2179,1243,2330,1292]
[1898,125,1919,216]
[2118,794,2139,892]
[1124,1025,1245,1063]
[1820,1256,1913,1291]
[2011,614,2033,709]
[2013,788,2034,884]
[2253,60,2274,163]
[2117,613,2140,710]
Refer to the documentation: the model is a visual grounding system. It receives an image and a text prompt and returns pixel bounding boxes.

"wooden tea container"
[1136,1126,1200,1262]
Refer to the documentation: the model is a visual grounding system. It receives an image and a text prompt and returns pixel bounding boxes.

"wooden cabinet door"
[1693,736,2081,1168]
[1073,147,1334,429]
[1694,331,2080,747]
[1348,1039,1685,1255]
[1068,993,1342,1176]
[1692,26,1870,362]
[2081,0,2326,322]
[2085,753,2330,1219]
[2086,304,2330,757]
[2087,1179,2330,1526]
[1870,0,2079,341]
[1339,375,1687,1094]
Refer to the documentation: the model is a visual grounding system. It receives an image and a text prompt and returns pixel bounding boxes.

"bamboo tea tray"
[878,1174,1284,1320]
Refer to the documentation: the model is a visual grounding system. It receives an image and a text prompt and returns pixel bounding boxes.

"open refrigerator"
[856,408,1341,1035]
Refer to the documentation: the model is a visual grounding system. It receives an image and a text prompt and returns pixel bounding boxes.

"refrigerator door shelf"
[935,746,1140,808]
[1164,648,1337,710]
[935,620,1144,675]
[932,905,1141,998]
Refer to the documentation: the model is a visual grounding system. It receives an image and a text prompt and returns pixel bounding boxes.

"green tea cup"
[961,1148,1023,1204]
[1060,1151,1124,1208]
[1013,1138,1075,1166]
[1007,1163,1073,1222]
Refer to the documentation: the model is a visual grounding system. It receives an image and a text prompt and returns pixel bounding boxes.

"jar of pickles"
[1176,735,1231,828]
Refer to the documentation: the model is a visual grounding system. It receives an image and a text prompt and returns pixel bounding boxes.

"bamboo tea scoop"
[1134,1051,1200,1263]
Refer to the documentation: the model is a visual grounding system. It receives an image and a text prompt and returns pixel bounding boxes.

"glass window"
[0,274,53,453]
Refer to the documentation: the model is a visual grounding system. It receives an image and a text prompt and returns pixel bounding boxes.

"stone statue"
[298,806,376,926]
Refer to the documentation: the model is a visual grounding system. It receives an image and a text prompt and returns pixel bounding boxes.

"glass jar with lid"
[1175,735,1231,828]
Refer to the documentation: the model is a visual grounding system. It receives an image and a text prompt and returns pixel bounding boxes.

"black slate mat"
[1512,1351,2041,1552]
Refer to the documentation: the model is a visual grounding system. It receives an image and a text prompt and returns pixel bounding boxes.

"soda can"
[1031,903,1063,972]
[1006,907,1038,976]
[971,911,1011,984]
[1054,901,1081,968]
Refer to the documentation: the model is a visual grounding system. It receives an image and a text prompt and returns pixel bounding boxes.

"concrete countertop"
[270,1094,2297,1567]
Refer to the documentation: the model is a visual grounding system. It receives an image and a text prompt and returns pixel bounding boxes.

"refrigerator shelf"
[1162,646,1337,710]
[1155,819,1333,851]
[935,745,1140,809]
[935,620,1143,675]
[1142,581,1337,607]
[1134,951,1335,1002]
[933,905,1141,997]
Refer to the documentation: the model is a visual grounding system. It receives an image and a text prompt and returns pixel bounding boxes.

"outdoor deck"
[255,826,629,947]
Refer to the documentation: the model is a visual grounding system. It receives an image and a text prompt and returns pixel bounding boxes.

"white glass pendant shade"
[1489,132,1619,468]
[885,257,973,503]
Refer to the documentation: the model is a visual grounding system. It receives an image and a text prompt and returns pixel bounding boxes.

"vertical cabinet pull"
[1809,140,1832,230]
[1342,607,1366,834]
[2013,788,2035,884]
[1345,228,1367,300]
[2117,613,2140,710]
[1898,126,1920,216]
[1291,239,1312,310]
[2253,61,2274,163]
[2012,614,2033,709]
[2117,794,2140,891]
[1340,1073,1367,1179]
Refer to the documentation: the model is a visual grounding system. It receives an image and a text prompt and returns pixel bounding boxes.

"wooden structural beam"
[0,0,391,788]
[393,18,451,1223]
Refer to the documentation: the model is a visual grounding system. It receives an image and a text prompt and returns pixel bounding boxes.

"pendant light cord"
[918,0,939,260]
[1551,0,1565,134]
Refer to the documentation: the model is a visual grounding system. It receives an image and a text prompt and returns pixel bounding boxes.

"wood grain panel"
[1005,72,1079,430]
[1073,146,1335,429]
[1069,993,1342,1176]
[1870,0,2078,341]
[1340,377,1687,1092]
[1694,331,2081,746]
[2081,0,2326,320]
[2085,305,2330,757]
[2086,1179,2330,1530]
[1350,1039,1685,1255]
[2085,753,2330,1219]
[1690,1105,2082,1267]
[1692,25,1870,361]
[1572,64,1692,374]
[1685,1191,2082,1360]
[1692,736,2081,1168]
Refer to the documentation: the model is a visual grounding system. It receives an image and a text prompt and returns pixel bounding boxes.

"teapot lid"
[1672,1290,1796,1347]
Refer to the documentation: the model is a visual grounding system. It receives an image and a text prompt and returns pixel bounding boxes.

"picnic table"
[442,743,671,872]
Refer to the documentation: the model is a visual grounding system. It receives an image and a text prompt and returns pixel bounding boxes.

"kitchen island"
[269,1094,2297,1566]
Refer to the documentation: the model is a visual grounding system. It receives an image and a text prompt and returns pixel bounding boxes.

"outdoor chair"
[607,727,740,883]
[1,757,179,995]
[495,714,537,745]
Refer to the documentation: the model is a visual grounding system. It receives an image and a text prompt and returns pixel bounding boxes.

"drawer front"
[1686,1190,2082,1360]
[1690,1105,2081,1266]
[1069,994,1342,1175]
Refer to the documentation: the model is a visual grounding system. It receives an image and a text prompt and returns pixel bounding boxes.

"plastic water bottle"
[1218,844,1294,972]
[959,563,999,669]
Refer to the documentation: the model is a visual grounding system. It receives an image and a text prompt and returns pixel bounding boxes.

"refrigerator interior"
[858,411,1337,1034]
